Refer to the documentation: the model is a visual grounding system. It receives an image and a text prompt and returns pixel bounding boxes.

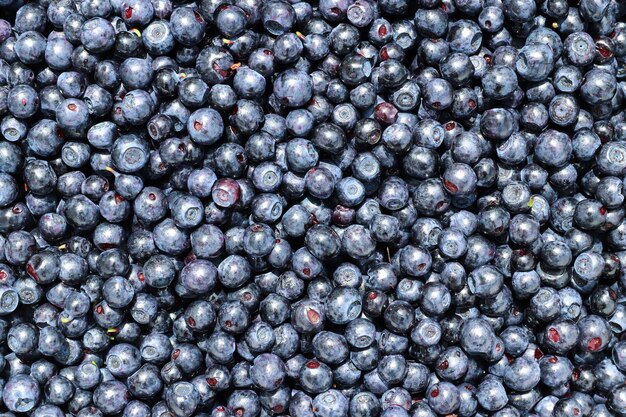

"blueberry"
[580,69,617,105]
[169,7,206,47]
[273,69,313,108]
[188,108,224,145]
[93,381,128,415]
[81,18,116,53]
[482,65,518,100]
[564,31,596,66]
[44,375,75,405]
[311,390,348,417]
[8,84,39,119]
[121,0,154,26]
[3,374,41,412]
[249,353,286,391]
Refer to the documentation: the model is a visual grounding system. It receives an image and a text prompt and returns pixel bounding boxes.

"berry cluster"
[0,0,625,417]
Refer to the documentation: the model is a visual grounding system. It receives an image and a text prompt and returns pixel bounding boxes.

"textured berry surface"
[0,1,624,417]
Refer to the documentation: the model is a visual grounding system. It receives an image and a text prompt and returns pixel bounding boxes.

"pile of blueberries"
[1,0,626,416]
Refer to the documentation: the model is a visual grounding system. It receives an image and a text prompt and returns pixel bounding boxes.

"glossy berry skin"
[3,374,41,412]
[188,108,224,145]
[93,381,128,415]
[169,7,206,47]
[564,32,595,66]
[249,353,286,391]
[81,18,115,53]
[273,69,313,108]
[8,85,39,119]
